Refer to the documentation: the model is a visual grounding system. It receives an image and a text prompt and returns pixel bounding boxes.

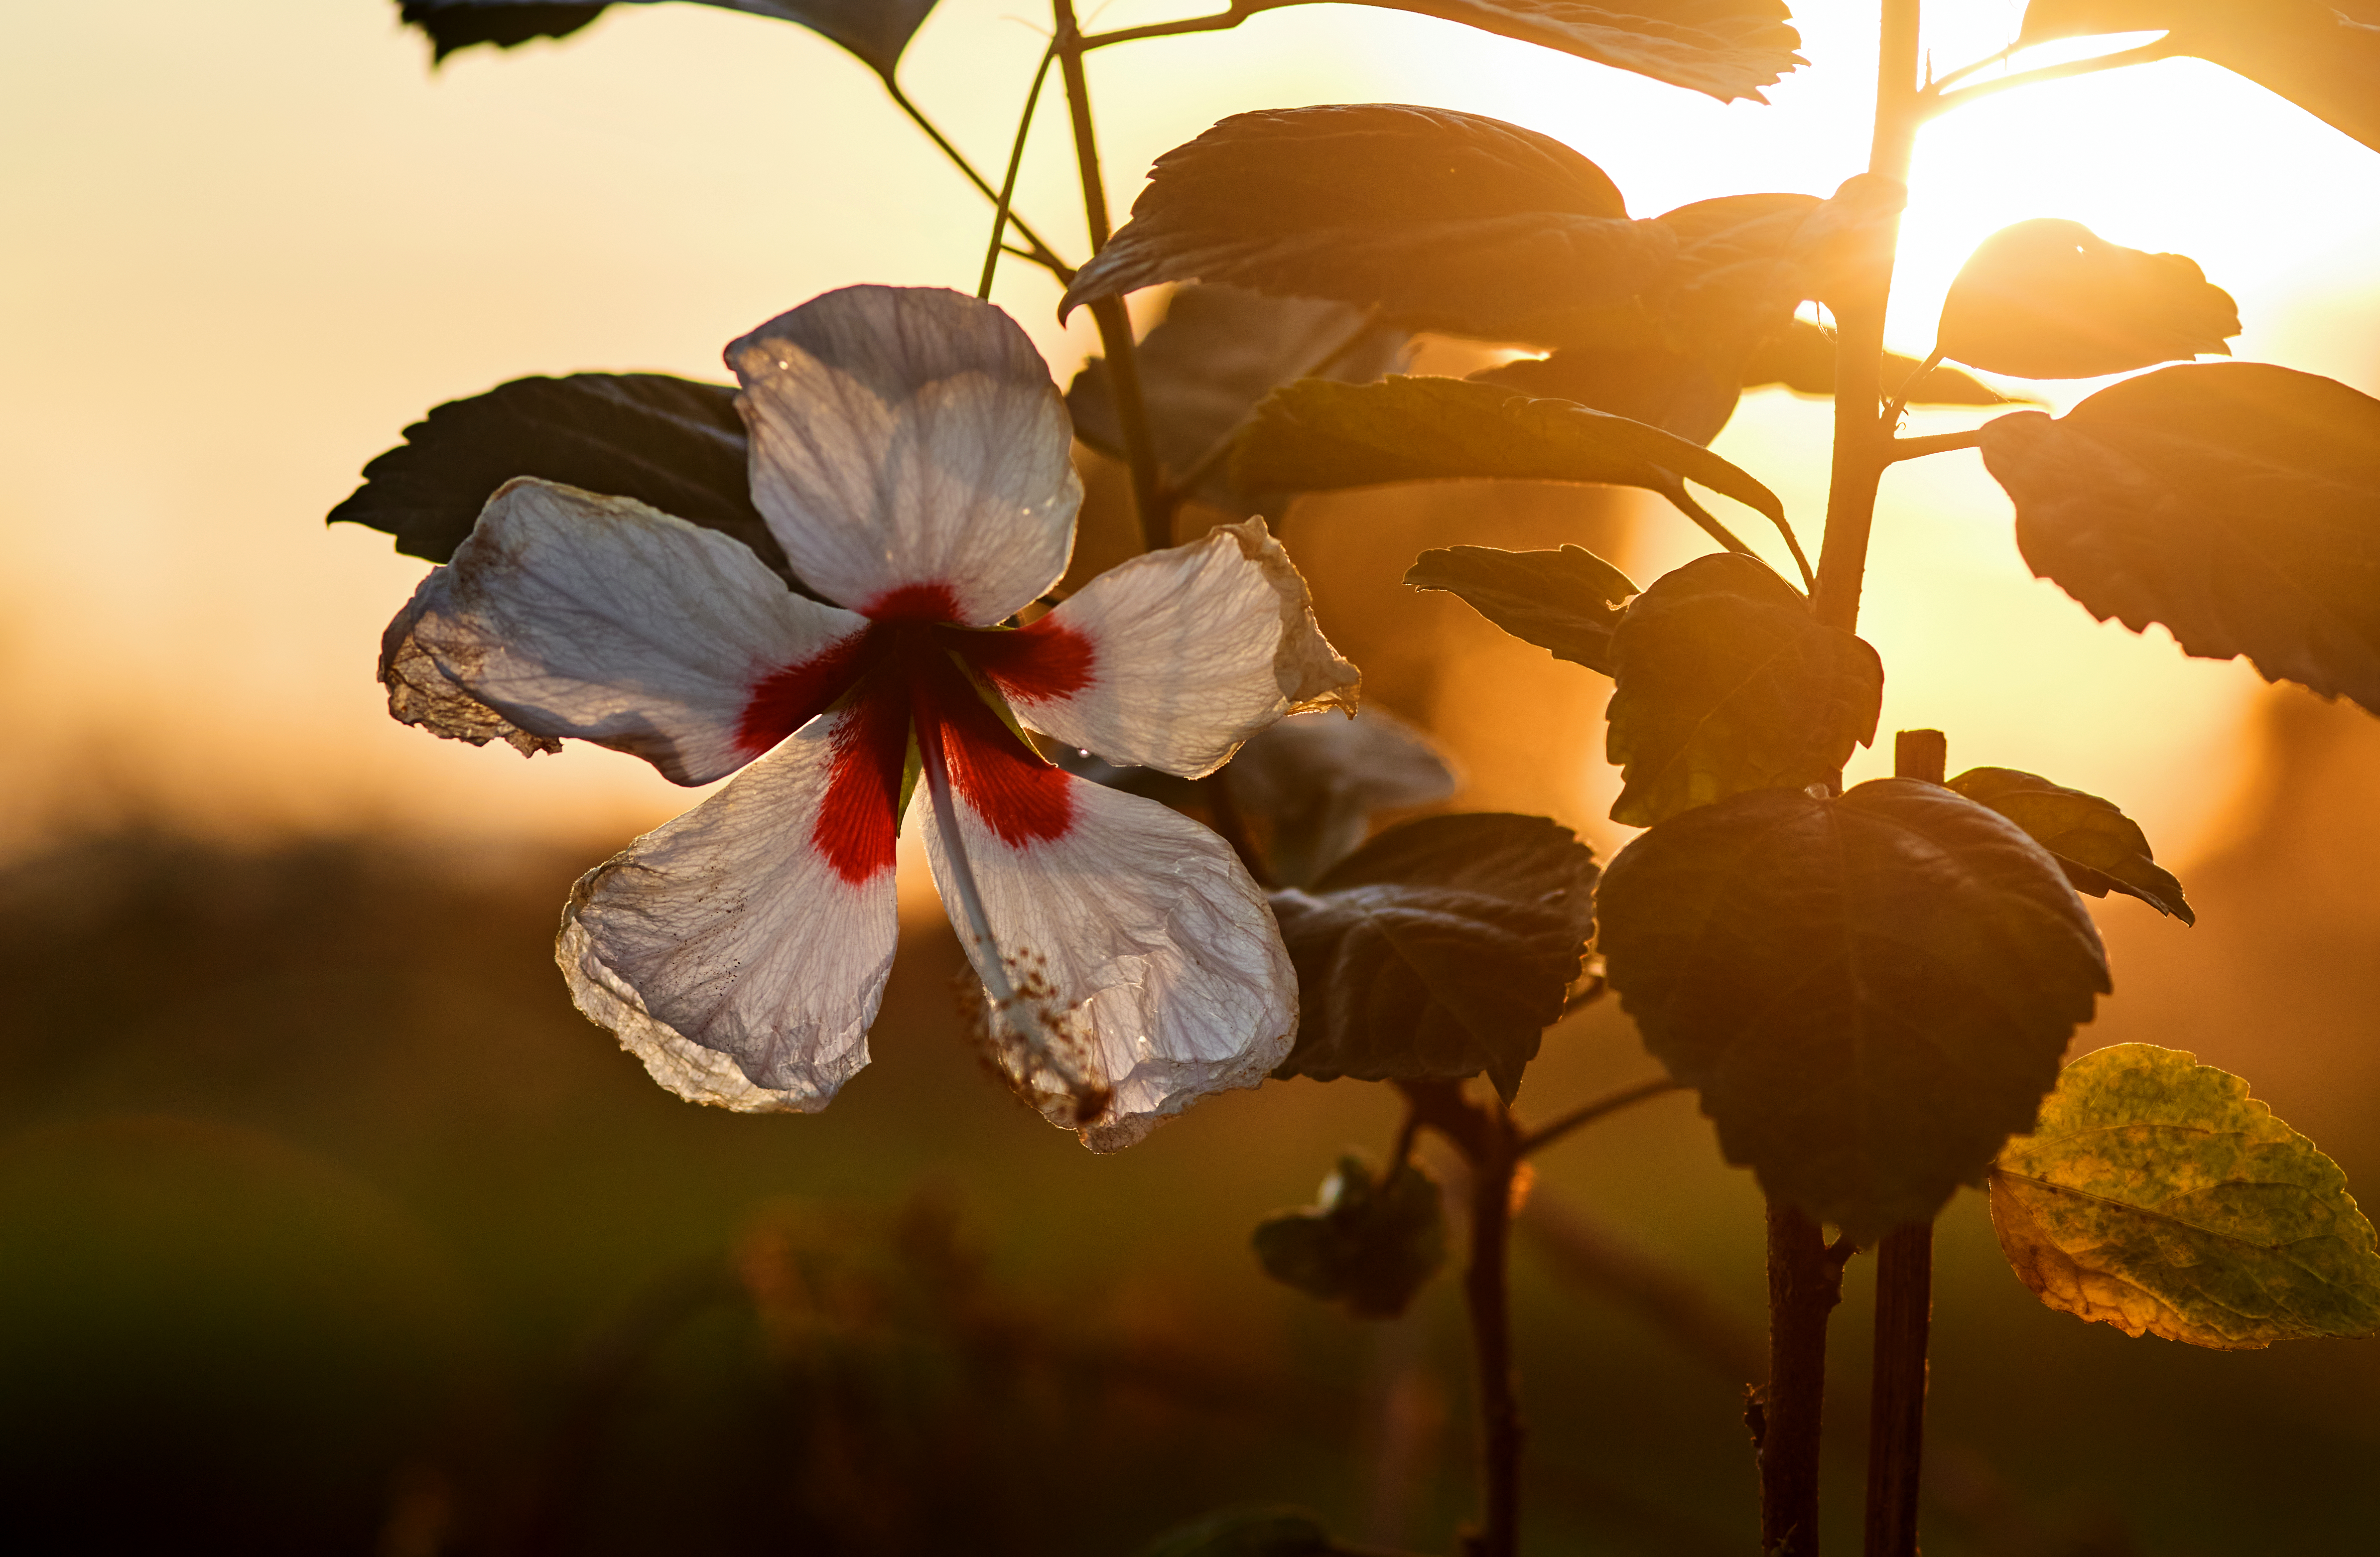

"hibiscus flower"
[379,285,1359,1148]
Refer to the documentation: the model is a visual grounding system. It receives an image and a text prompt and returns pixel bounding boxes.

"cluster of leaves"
[1251,1155,1447,1318]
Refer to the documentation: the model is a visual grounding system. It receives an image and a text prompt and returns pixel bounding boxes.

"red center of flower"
[733,589,1098,887]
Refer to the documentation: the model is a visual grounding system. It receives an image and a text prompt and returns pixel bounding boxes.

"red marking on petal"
[811,640,909,886]
[736,633,868,757]
[958,616,1095,704]
[908,638,1073,847]
[865,582,965,623]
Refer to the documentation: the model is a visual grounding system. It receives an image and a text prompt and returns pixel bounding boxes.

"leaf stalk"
[883,80,1074,280]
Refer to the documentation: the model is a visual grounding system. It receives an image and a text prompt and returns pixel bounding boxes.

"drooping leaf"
[1602,553,1881,827]
[397,0,939,78]
[1270,813,1600,1100]
[1979,362,2380,714]
[1230,376,1789,535]
[1598,779,2111,1239]
[1222,707,1458,888]
[1058,105,1674,346]
[2017,0,2380,154]
[1253,1155,1448,1317]
[327,373,796,584]
[1947,767,2194,923]
[1130,1507,1334,1557]
[1067,285,1409,514]
[1936,218,2239,380]
[1991,1042,2380,1348]
[1742,319,2017,406]
[1472,343,1742,445]
[1404,543,1639,675]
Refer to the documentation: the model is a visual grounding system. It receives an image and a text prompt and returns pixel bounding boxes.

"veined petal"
[558,702,907,1112]
[728,286,1078,625]
[397,478,869,784]
[919,697,1296,1149]
[974,519,1360,777]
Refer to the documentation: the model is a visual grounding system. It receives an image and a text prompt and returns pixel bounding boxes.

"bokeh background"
[4,1,2378,1553]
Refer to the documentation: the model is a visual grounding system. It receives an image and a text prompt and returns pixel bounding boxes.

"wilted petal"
[974,519,1359,777]
[397,478,869,784]
[728,285,1078,624]
[558,700,908,1112]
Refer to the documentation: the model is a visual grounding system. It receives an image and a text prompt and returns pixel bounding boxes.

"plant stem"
[1518,1077,1681,1157]
[1051,0,1170,552]
[978,41,1061,299]
[883,80,1073,280]
[1863,1223,1933,1557]
[1082,0,1258,50]
[1884,428,1984,463]
[1924,37,2181,118]
[1757,1203,1847,1556]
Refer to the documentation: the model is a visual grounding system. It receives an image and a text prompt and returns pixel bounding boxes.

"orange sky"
[5,0,2378,871]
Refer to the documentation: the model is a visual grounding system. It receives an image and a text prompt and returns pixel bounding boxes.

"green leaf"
[1270,813,1600,1101]
[1991,1042,2380,1348]
[1979,362,2380,715]
[1058,105,1669,347]
[2018,0,2380,154]
[1937,219,2239,380]
[1131,1507,1334,1557]
[1597,779,2110,1239]
[1405,544,1639,676]
[1230,376,1789,533]
[1222,708,1457,889]
[1067,284,1409,516]
[1743,319,2017,406]
[327,372,796,584]
[397,0,939,78]
[1947,767,2194,924]
[1603,553,1882,827]
[1253,1156,1448,1318]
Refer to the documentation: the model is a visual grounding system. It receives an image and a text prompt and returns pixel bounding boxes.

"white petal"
[402,478,868,784]
[558,706,906,1112]
[922,770,1296,1150]
[982,519,1361,778]
[727,285,1078,624]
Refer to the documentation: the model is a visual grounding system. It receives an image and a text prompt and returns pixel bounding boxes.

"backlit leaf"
[327,373,796,585]
[1937,219,2239,380]
[397,0,939,77]
[1598,779,2110,1239]
[1230,376,1788,531]
[2018,0,2380,154]
[1743,319,2016,406]
[1253,1155,1448,1318]
[1980,362,2380,714]
[1131,1507,1334,1557]
[1947,767,2193,923]
[1603,553,1881,827]
[1404,544,1639,675]
[1058,105,1672,346]
[1472,344,1742,445]
[1222,708,1458,888]
[1270,813,1599,1101]
[1991,1042,2380,1348]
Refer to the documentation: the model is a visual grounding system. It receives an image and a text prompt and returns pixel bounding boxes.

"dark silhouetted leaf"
[1058,105,1674,346]
[397,0,938,77]
[1743,319,2016,406]
[1603,553,1881,827]
[1598,779,2110,1238]
[1980,362,2380,714]
[1231,376,1788,534]
[1404,544,1639,675]
[1270,813,1600,1100]
[1253,1155,1448,1317]
[1937,218,2239,380]
[1948,767,2193,923]
[328,373,795,584]
[1472,343,1742,444]
[2018,0,2380,154]
[1067,285,1409,514]
[1992,1043,2380,1347]
[1131,1507,1334,1557]
[1223,708,1458,888]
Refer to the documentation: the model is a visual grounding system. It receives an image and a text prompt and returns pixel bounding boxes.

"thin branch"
[1881,346,1944,429]
[1885,428,1985,463]
[1669,486,1819,593]
[1925,38,2182,119]
[883,80,1074,279]
[978,41,1062,299]
[1923,41,2014,96]
[1518,1077,1682,1158]
[1081,0,1257,49]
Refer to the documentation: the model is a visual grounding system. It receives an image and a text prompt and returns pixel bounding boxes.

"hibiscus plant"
[339,1,2380,1553]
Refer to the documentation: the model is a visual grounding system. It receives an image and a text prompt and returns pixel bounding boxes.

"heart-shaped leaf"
[1979,362,2380,714]
[1937,218,2239,380]
[328,372,795,584]
[1404,544,1639,675]
[2018,0,2380,154]
[397,0,938,78]
[1603,553,1882,827]
[1598,779,2111,1239]
[1252,1155,1448,1318]
[1992,1042,2380,1347]
[1058,105,1674,347]
[1742,319,2017,406]
[1947,767,2193,923]
[1269,813,1600,1100]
